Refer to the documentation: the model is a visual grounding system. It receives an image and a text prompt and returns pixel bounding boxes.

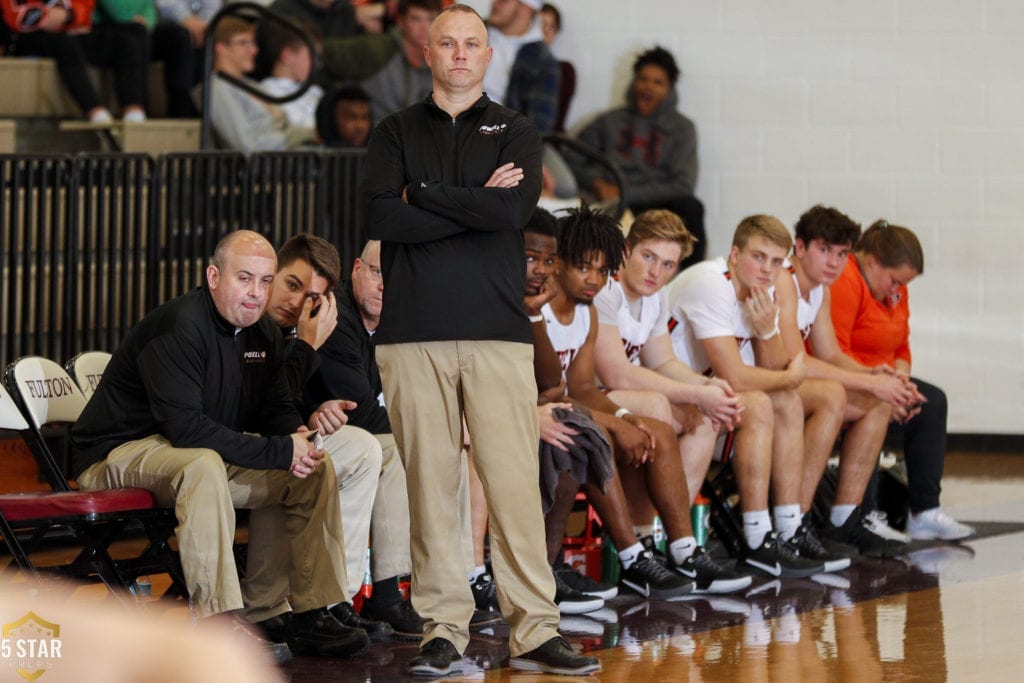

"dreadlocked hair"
[556,203,626,274]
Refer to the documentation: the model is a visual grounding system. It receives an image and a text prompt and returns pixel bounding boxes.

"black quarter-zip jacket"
[361,93,543,345]
[71,286,302,477]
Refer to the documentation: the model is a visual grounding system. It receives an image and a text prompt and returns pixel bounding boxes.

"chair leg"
[702,462,745,558]
[0,514,42,581]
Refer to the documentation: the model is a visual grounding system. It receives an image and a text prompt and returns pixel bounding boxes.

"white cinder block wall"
[465,0,1024,434]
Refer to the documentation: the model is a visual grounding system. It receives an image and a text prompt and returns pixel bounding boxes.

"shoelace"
[792,524,829,555]
[634,552,678,581]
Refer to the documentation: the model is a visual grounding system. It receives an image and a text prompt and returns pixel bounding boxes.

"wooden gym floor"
[2,439,1023,681]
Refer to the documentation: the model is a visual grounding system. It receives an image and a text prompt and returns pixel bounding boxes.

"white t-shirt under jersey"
[593,279,669,365]
[541,301,591,381]
[667,257,768,373]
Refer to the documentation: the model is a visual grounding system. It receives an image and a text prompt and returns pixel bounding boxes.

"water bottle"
[691,494,710,547]
[652,515,667,554]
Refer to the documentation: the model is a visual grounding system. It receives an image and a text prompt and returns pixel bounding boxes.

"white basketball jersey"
[541,302,591,380]
[594,279,665,366]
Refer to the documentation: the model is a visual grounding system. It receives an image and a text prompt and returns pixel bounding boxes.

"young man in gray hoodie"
[570,46,706,269]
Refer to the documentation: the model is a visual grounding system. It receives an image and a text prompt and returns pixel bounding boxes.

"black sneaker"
[552,561,618,599]
[287,607,370,658]
[784,516,853,573]
[470,571,500,611]
[673,548,752,594]
[361,599,425,641]
[822,506,907,559]
[620,550,693,599]
[228,613,292,664]
[509,636,601,675]
[742,532,825,578]
[329,601,394,642]
[409,637,462,677]
[553,571,605,614]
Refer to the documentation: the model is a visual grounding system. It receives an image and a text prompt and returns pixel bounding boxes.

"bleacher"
[0,56,201,155]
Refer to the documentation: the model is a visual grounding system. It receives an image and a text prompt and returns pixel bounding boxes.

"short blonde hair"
[626,209,696,260]
[732,214,793,253]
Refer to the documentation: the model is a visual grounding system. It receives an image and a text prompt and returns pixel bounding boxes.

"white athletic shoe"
[863,510,911,543]
[905,507,975,541]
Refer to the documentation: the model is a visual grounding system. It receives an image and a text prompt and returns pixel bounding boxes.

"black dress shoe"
[328,601,394,642]
[287,607,370,658]
[361,599,426,641]
[408,637,462,677]
[509,635,601,675]
[227,613,293,664]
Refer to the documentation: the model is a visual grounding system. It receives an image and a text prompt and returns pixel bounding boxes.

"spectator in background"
[206,17,316,152]
[484,0,575,197]
[315,85,372,147]
[95,0,199,117]
[269,0,361,42]
[259,20,323,130]
[321,0,440,122]
[538,2,573,133]
[829,220,975,542]
[483,0,558,133]
[570,46,707,270]
[2,0,148,123]
[154,0,221,113]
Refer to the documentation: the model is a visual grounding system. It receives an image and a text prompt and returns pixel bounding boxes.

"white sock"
[743,510,772,549]
[468,565,486,583]
[773,504,802,542]
[123,109,146,123]
[831,504,856,528]
[618,542,644,570]
[668,536,697,565]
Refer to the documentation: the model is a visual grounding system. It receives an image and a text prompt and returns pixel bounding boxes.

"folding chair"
[2,357,185,598]
[700,430,746,557]
[65,351,112,402]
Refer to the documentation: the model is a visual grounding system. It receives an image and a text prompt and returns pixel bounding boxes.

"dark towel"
[538,408,614,514]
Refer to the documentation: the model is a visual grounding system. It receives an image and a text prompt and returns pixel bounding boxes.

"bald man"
[363,3,599,677]
[72,230,368,664]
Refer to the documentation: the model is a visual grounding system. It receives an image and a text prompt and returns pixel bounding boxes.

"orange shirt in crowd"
[829,255,912,368]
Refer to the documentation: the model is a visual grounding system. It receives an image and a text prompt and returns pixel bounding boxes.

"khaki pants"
[370,433,412,582]
[376,340,559,657]
[243,425,382,617]
[77,434,346,619]
[370,435,472,582]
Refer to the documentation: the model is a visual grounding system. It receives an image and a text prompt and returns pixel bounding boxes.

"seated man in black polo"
[71,230,368,662]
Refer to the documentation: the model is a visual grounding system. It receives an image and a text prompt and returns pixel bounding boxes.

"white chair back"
[0,383,30,431]
[67,351,112,401]
[8,356,89,428]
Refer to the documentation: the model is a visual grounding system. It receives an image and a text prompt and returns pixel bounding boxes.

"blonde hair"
[732,214,793,252]
[625,209,696,260]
